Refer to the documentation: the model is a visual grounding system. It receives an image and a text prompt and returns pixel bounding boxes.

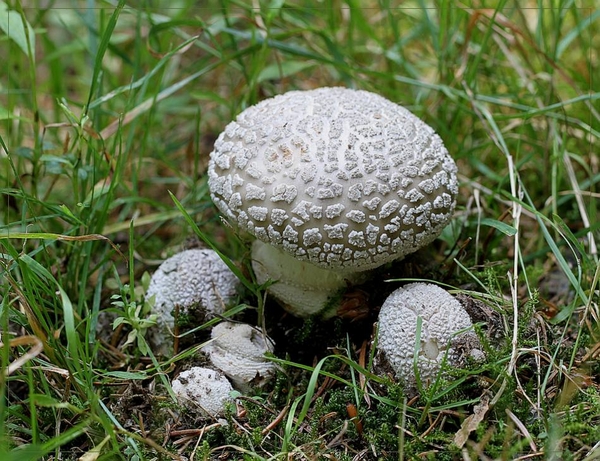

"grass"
[1,0,599,459]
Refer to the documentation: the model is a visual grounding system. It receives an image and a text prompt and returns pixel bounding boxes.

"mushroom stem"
[251,240,364,318]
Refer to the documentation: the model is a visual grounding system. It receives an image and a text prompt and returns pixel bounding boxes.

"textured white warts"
[377,283,480,389]
[209,87,459,272]
[172,367,233,417]
[146,249,240,355]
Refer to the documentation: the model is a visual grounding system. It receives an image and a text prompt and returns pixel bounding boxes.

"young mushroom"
[171,366,234,417]
[145,249,240,355]
[208,87,458,317]
[203,321,276,392]
[375,283,484,392]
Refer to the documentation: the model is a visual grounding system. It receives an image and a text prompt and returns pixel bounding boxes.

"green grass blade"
[84,0,126,115]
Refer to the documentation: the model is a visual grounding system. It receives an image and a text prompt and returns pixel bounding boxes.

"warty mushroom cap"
[146,249,240,355]
[376,283,483,390]
[208,87,458,274]
[171,366,234,417]
[203,321,276,392]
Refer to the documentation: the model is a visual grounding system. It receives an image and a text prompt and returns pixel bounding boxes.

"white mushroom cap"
[146,249,240,355]
[209,87,458,274]
[172,366,234,417]
[376,283,483,390]
[203,321,276,392]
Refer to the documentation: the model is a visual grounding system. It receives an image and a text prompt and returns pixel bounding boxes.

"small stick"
[261,405,289,435]
[346,403,363,436]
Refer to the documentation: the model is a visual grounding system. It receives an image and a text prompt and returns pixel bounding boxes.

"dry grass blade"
[505,408,537,453]
[581,262,600,329]
[1,335,44,376]
[0,232,125,260]
[562,152,598,258]
[358,340,371,408]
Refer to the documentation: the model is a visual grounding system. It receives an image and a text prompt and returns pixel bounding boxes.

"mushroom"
[250,238,357,317]
[203,321,276,392]
[146,249,240,355]
[208,87,458,317]
[171,366,234,417]
[375,283,484,391]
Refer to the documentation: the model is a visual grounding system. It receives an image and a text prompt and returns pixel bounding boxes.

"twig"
[326,420,348,448]
[262,405,289,435]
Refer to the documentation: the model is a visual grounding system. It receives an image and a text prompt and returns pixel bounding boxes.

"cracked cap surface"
[209,87,458,272]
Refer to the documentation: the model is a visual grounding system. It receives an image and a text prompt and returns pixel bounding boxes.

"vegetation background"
[0,0,598,460]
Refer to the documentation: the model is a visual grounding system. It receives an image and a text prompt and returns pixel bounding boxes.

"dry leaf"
[454,394,490,448]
